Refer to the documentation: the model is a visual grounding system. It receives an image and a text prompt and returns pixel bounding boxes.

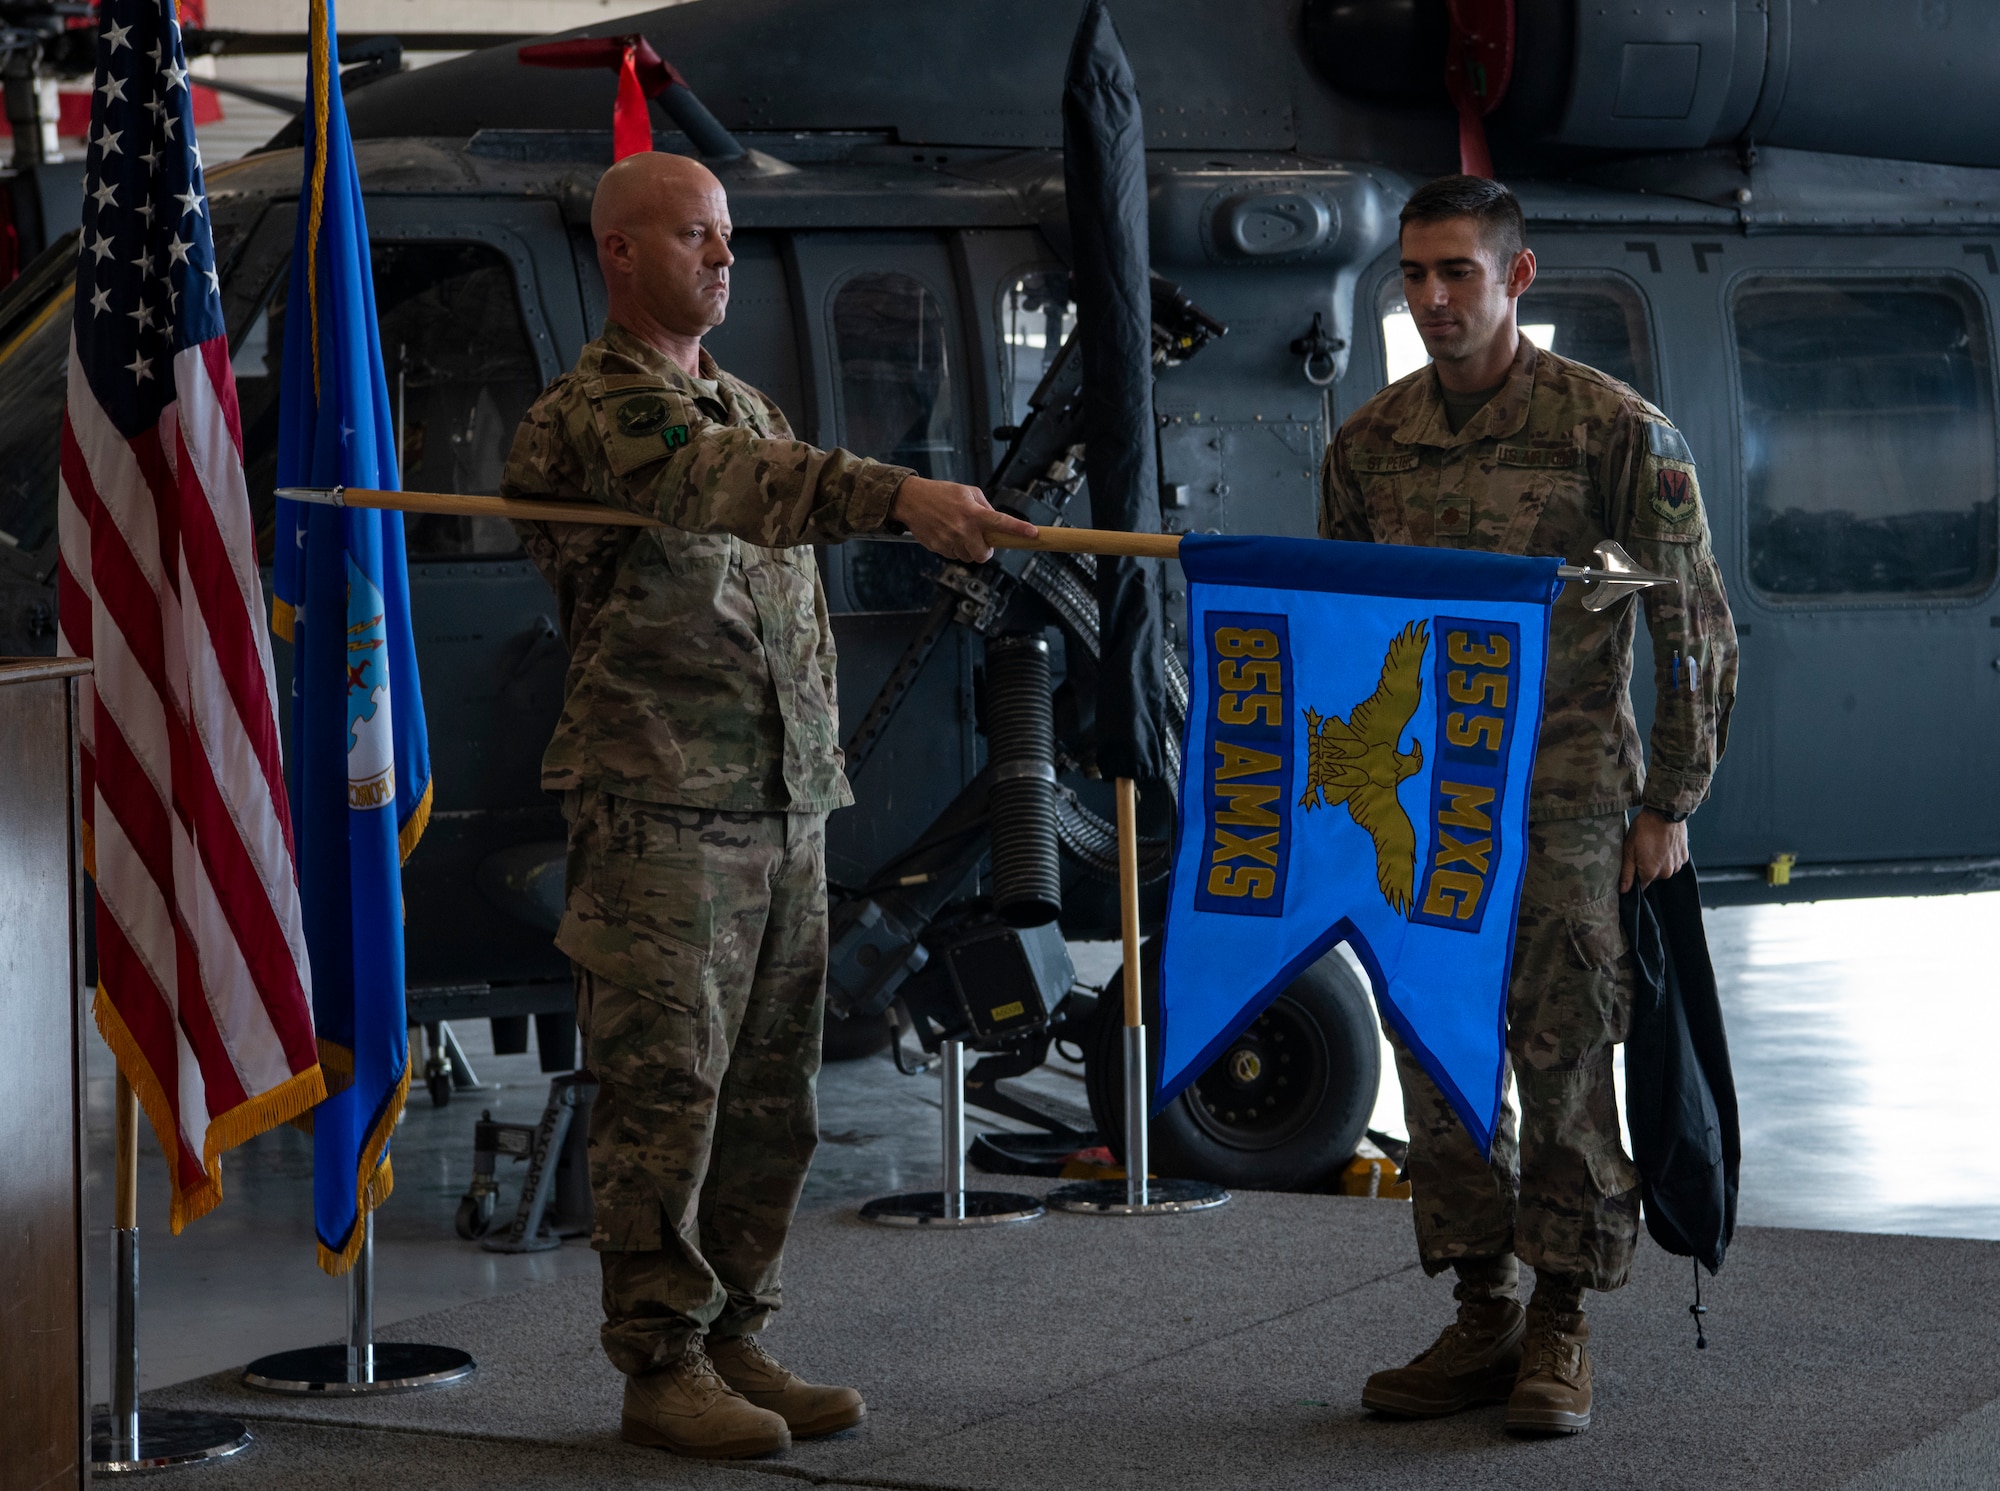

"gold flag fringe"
[315,1051,411,1276]
[94,988,328,1234]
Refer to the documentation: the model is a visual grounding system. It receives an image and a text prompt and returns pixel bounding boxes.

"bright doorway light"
[1379,305,1557,385]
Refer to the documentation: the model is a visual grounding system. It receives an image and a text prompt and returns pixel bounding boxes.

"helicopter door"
[784,233,981,886]
[1700,256,2000,873]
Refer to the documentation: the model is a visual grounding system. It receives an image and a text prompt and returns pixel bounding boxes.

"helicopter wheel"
[1084,944,1379,1192]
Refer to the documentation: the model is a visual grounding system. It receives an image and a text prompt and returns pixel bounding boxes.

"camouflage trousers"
[1389,812,1641,1292]
[559,789,827,1376]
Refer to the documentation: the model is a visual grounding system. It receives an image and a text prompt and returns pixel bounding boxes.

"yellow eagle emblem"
[1300,619,1429,916]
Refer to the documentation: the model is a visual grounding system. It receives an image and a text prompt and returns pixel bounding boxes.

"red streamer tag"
[613,44,653,159]
[1445,0,1515,178]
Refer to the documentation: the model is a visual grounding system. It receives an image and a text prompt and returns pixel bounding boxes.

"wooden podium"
[0,659,91,1491]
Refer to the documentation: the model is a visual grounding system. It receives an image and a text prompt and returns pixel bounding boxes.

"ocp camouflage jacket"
[501,321,913,812]
[1320,337,1739,823]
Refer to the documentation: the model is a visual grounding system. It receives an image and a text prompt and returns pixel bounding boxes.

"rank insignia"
[1652,467,1696,525]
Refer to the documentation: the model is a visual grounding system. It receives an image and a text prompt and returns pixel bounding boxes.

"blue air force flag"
[271,0,433,1276]
[1157,536,1562,1153]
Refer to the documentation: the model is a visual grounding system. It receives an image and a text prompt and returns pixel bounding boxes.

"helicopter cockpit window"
[1378,275,1658,405]
[997,269,1076,429]
[231,241,542,562]
[1734,278,1998,601]
[830,269,961,610]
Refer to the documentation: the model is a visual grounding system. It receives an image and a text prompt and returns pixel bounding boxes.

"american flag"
[56,0,324,1232]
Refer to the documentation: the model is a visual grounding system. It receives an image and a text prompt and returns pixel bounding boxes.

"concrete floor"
[88,892,2000,1403]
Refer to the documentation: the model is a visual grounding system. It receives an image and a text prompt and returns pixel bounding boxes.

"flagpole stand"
[90,1074,252,1474]
[860,1038,1045,1227]
[1049,778,1228,1218]
[242,1212,475,1395]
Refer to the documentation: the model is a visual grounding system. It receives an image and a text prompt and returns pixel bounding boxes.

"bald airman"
[501,151,1034,1460]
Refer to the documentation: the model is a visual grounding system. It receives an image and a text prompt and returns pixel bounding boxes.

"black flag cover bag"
[1620,862,1741,1275]
[1063,0,1169,783]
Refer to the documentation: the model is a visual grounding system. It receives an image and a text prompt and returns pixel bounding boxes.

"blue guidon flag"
[1157,536,1563,1153]
[271,0,432,1275]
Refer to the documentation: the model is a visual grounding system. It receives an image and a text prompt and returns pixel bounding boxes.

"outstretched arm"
[890,476,1037,563]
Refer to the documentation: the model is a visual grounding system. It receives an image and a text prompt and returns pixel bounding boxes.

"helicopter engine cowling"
[1307,0,2000,171]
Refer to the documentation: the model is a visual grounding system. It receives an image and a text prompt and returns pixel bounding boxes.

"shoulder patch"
[589,381,699,476]
[1644,420,1694,465]
[1652,467,1698,527]
[615,393,674,438]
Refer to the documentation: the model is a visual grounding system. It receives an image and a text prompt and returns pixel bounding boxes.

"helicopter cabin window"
[1378,275,1659,405]
[230,240,544,562]
[1734,278,1998,600]
[830,269,962,610]
[997,269,1077,429]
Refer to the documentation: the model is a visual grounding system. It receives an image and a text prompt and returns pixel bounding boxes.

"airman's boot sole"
[745,1393,865,1439]
[1362,1356,1521,1418]
[620,1412,791,1459]
[1504,1400,1591,1435]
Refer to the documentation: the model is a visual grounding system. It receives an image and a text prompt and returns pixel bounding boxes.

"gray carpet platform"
[150,1188,2000,1490]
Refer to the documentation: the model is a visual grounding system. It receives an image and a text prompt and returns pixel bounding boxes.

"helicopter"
[2,0,1998,1193]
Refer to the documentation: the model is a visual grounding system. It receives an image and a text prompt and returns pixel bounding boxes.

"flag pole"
[89,1073,252,1474]
[1115,778,1149,1209]
[272,488,1679,603]
[110,1074,138,1457]
[1048,783,1229,1217]
[859,1035,1046,1229]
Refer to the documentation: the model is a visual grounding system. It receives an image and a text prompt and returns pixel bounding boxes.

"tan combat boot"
[1506,1272,1593,1434]
[1362,1256,1525,1417]
[708,1334,866,1439]
[621,1340,792,1459]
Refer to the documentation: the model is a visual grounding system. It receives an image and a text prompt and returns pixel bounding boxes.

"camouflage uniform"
[1320,337,1738,1290]
[501,321,913,1372]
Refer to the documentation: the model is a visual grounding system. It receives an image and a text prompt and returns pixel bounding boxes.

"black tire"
[820,1007,894,1062]
[427,1067,453,1109]
[454,1193,494,1241]
[1085,945,1380,1192]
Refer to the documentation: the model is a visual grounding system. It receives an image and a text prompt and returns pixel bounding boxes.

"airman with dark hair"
[1322,174,1739,1434]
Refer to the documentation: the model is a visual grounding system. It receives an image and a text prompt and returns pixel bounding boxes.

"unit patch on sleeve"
[612,393,692,450]
[615,394,678,440]
[1653,466,1697,526]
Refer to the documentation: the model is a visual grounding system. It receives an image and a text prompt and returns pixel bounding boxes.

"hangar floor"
[101,891,2000,1488]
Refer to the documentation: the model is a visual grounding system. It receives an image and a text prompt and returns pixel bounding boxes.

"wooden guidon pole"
[273,488,1668,599]
[272,487,1182,557]
[1115,777,1143,1031]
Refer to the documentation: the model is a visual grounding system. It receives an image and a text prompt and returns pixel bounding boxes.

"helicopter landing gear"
[1084,944,1380,1193]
